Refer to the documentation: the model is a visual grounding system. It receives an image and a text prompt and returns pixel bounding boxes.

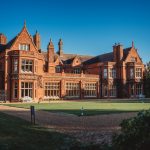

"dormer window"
[55,66,62,73]
[19,44,30,51]
[73,68,81,74]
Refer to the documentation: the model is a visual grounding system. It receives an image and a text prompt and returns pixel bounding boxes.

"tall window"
[104,68,107,78]
[19,44,30,51]
[103,85,108,97]
[21,82,33,98]
[84,83,97,97]
[130,68,134,79]
[35,61,38,73]
[13,58,18,73]
[13,82,18,98]
[73,68,81,74]
[130,57,136,62]
[109,68,116,78]
[66,83,80,97]
[136,84,142,95]
[135,68,142,78]
[109,85,117,97]
[44,82,60,97]
[55,66,62,73]
[130,84,134,96]
[21,59,33,73]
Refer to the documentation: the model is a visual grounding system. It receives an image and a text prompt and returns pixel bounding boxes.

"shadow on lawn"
[0,112,80,150]
[43,109,138,116]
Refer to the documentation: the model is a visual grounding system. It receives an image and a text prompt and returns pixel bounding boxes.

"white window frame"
[13,81,18,98]
[66,82,80,97]
[135,68,142,78]
[21,59,33,73]
[84,83,97,97]
[109,68,116,78]
[44,82,60,97]
[21,82,33,98]
[19,44,30,51]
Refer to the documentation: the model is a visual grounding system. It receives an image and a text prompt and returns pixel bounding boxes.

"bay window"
[13,58,18,73]
[104,68,107,78]
[21,59,33,73]
[135,68,142,78]
[109,68,116,78]
[21,82,33,98]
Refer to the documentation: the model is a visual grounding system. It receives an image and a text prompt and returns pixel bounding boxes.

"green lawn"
[4,100,150,116]
[0,112,79,150]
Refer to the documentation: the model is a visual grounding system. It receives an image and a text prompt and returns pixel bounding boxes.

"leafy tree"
[112,110,150,150]
[144,61,150,97]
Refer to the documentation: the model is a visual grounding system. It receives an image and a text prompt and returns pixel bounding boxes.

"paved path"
[0,105,137,144]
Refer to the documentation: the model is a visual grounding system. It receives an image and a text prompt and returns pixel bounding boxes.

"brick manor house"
[0,23,145,102]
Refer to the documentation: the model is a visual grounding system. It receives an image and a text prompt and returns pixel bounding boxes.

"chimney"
[47,38,55,73]
[33,31,41,50]
[0,33,7,45]
[113,43,123,62]
[58,38,63,57]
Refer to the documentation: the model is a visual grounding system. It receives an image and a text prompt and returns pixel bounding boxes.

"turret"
[58,38,63,57]
[0,33,7,45]
[33,31,41,50]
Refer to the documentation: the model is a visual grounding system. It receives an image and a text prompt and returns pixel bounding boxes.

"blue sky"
[0,0,150,63]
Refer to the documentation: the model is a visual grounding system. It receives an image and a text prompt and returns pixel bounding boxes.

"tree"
[112,110,150,150]
[144,61,150,97]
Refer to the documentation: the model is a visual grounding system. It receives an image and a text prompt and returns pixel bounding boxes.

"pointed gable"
[54,55,63,65]
[9,23,38,52]
[124,47,142,63]
[72,56,82,67]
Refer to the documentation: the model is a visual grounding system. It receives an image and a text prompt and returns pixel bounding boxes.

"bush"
[112,110,150,150]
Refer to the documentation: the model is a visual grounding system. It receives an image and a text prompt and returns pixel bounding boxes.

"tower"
[33,31,41,50]
[0,33,7,45]
[58,38,63,57]
[47,39,55,73]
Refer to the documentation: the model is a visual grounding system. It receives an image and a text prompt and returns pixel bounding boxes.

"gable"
[10,26,38,52]
[55,57,63,65]
[125,47,142,63]
[72,56,82,67]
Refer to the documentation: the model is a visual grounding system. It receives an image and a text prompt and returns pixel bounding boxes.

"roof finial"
[132,41,134,48]
[24,20,26,27]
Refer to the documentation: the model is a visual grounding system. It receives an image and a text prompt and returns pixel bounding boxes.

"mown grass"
[4,100,150,116]
[0,112,80,150]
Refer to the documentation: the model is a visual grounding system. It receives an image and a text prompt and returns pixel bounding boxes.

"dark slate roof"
[0,36,17,52]
[123,47,131,61]
[6,36,17,49]
[84,52,114,65]
[0,44,6,52]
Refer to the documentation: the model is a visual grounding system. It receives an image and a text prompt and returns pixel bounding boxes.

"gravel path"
[0,105,137,144]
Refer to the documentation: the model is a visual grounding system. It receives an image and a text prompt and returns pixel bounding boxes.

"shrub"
[112,109,150,150]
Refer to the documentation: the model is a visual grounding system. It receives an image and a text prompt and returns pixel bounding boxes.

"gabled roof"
[122,47,132,61]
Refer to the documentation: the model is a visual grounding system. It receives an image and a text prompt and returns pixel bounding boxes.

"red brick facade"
[0,24,145,102]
